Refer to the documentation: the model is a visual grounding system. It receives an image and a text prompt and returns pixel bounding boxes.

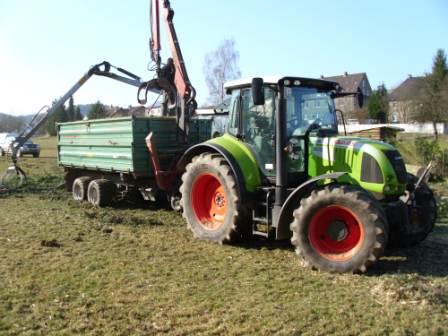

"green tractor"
[178,76,437,273]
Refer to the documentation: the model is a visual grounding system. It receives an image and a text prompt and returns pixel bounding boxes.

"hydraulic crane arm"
[150,0,196,103]
[10,61,157,163]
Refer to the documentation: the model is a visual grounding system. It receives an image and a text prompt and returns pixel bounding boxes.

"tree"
[203,38,241,106]
[46,99,68,136]
[88,101,107,120]
[432,49,448,83]
[74,106,83,121]
[67,97,75,121]
[418,49,448,138]
[368,84,388,122]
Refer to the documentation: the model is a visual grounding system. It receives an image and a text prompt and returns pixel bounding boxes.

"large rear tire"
[180,153,246,243]
[290,185,388,273]
[87,179,116,207]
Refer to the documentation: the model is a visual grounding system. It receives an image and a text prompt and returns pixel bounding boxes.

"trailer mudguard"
[177,142,259,203]
[276,172,348,240]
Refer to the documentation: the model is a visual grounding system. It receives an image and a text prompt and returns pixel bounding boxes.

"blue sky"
[0,0,447,115]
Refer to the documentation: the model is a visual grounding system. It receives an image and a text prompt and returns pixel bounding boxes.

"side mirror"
[251,78,265,105]
[357,88,364,108]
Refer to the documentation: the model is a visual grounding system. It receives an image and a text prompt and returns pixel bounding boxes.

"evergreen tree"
[418,49,448,138]
[88,101,107,120]
[67,97,75,121]
[74,106,83,121]
[432,49,448,83]
[368,84,388,122]
[46,99,68,136]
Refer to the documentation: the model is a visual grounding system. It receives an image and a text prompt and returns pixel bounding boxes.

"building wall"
[389,100,421,123]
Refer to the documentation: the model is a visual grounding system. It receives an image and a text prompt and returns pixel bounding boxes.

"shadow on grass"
[369,225,448,277]
[235,236,294,252]
[235,226,448,278]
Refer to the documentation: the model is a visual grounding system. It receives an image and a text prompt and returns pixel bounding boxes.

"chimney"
[320,75,324,79]
[344,72,348,77]
[408,74,412,78]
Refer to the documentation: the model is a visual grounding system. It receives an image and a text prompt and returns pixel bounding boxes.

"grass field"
[0,137,447,335]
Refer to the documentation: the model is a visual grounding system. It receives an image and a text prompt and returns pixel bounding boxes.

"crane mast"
[147,0,197,136]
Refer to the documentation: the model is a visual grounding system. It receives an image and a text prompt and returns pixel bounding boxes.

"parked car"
[0,136,40,158]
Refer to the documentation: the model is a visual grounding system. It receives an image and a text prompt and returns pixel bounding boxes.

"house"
[388,75,424,123]
[322,72,372,118]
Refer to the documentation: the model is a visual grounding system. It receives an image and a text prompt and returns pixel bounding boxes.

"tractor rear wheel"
[180,153,245,243]
[87,179,116,207]
[72,177,92,201]
[290,185,388,273]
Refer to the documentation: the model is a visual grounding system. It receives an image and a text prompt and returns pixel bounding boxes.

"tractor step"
[251,187,275,238]
[251,211,270,238]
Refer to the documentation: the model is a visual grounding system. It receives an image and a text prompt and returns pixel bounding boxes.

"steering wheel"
[291,119,322,137]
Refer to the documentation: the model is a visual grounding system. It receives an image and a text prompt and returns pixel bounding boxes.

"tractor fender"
[276,172,348,240]
[177,143,249,202]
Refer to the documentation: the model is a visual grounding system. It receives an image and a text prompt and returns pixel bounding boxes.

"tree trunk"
[433,120,439,140]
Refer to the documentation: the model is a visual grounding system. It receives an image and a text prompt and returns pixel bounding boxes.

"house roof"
[389,76,425,101]
[322,73,367,92]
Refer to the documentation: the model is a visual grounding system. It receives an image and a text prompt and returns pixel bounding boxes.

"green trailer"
[58,116,213,207]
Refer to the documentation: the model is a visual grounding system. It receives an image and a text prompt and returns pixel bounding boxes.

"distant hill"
[76,104,95,117]
[0,113,34,133]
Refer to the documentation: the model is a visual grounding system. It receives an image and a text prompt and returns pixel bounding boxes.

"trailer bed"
[58,117,181,177]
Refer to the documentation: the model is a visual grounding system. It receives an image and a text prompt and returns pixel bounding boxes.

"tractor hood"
[309,136,407,197]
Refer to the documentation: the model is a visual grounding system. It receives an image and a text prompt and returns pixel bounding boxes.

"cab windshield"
[285,87,337,137]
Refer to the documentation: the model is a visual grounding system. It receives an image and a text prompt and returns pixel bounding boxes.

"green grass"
[0,137,447,335]
[395,133,448,166]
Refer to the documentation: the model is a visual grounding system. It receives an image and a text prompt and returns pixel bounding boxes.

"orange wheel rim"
[308,205,365,261]
[191,173,227,230]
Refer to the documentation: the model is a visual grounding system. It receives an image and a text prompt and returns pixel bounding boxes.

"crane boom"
[145,0,197,135]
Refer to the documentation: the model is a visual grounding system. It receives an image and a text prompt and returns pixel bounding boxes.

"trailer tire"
[290,185,387,273]
[87,179,116,207]
[180,152,246,243]
[389,174,436,247]
[72,177,92,201]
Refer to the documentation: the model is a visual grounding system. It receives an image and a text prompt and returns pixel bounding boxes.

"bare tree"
[203,38,241,106]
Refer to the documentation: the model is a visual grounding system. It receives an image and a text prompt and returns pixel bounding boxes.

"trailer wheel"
[180,152,245,243]
[390,174,437,247]
[72,177,92,201]
[87,179,116,207]
[290,185,387,273]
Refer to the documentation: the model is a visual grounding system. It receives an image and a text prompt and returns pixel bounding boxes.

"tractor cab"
[224,76,340,185]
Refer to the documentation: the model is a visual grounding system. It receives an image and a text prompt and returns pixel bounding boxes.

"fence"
[338,122,446,135]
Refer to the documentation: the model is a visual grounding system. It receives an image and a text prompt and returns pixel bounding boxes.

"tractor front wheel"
[290,185,388,273]
[180,153,245,243]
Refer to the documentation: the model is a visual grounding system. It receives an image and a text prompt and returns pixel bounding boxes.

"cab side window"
[228,90,240,136]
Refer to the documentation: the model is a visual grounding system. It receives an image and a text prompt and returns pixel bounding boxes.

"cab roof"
[224,76,339,92]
